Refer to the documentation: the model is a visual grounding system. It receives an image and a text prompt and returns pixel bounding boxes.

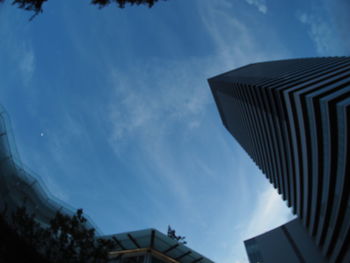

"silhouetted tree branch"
[92,0,161,8]
[167,225,187,245]
[0,0,166,20]
[1,206,119,263]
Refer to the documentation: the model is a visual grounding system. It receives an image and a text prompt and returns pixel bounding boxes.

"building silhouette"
[208,57,350,263]
[0,106,84,229]
[244,218,325,263]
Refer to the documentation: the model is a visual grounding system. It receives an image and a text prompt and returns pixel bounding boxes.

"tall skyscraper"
[208,57,350,263]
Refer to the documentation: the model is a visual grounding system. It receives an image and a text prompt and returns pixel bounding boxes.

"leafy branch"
[2,206,118,263]
[0,0,166,20]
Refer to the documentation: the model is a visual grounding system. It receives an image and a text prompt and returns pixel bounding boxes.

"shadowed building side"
[245,218,325,263]
[208,57,350,263]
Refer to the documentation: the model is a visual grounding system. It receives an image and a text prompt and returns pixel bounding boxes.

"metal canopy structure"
[104,229,214,263]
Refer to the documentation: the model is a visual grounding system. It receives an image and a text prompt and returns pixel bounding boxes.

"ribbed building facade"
[208,57,350,263]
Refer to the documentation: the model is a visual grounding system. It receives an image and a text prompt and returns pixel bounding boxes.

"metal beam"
[150,230,155,248]
[109,248,180,263]
[162,243,179,254]
[151,249,180,263]
[109,248,149,257]
[112,236,126,250]
[128,233,141,248]
[192,257,203,263]
[175,250,191,260]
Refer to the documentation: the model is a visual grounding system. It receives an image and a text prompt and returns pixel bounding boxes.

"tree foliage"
[0,0,165,20]
[0,206,49,263]
[167,225,187,245]
[92,0,161,8]
[2,206,118,263]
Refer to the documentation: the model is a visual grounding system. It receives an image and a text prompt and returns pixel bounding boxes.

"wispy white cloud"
[19,47,35,85]
[296,0,350,56]
[107,57,212,147]
[325,0,350,54]
[221,185,295,263]
[244,186,296,240]
[106,57,214,214]
[296,12,336,55]
[197,0,287,73]
[105,1,292,262]
[245,0,268,14]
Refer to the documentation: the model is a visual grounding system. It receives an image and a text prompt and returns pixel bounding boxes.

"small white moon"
[40,133,44,137]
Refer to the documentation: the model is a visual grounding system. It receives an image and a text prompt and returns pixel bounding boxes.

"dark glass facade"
[244,218,325,263]
[209,57,350,263]
[0,106,81,228]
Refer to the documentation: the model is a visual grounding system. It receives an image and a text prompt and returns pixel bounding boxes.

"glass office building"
[209,57,350,263]
[0,105,99,230]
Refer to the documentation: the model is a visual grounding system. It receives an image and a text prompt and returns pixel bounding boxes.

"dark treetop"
[0,0,166,20]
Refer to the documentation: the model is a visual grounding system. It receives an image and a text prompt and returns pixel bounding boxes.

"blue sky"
[0,0,349,262]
